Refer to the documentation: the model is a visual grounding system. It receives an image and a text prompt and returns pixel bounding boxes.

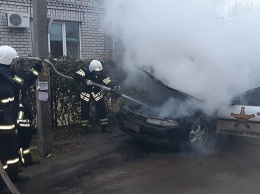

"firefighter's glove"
[34,62,43,72]
[113,86,121,93]
[17,57,25,63]
[111,86,121,98]
[85,79,93,86]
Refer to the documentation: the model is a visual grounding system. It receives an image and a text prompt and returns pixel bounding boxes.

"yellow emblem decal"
[231,107,255,129]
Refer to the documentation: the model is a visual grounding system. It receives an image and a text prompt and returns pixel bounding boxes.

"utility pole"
[33,0,52,157]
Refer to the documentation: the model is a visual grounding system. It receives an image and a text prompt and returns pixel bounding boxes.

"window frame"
[48,21,82,59]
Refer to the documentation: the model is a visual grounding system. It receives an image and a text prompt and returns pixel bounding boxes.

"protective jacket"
[0,66,15,133]
[73,68,113,102]
[12,68,39,127]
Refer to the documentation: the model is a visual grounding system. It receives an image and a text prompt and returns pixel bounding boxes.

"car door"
[217,87,260,138]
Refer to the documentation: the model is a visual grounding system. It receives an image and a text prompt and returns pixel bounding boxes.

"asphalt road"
[14,129,260,194]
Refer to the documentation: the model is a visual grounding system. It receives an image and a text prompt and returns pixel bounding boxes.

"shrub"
[26,56,123,128]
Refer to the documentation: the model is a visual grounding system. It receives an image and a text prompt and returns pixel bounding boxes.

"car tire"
[186,118,217,152]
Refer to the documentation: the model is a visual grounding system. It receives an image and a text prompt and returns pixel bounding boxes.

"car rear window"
[232,87,260,106]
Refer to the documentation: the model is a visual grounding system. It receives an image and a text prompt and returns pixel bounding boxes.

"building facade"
[0,0,113,60]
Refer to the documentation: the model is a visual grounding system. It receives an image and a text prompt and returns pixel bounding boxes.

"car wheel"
[188,118,216,151]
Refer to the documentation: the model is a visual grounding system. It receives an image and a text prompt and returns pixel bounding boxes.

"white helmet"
[89,60,103,72]
[0,45,18,65]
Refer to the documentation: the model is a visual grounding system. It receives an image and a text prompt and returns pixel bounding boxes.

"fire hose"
[84,80,147,107]
[26,57,147,107]
[0,161,21,194]
[0,57,146,193]
[26,57,74,81]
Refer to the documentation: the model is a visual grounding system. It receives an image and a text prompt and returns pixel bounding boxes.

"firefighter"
[74,60,120,134]
[0,45,29,188]
[11,59,43,167]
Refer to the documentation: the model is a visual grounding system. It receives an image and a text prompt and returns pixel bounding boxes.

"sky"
[103,0,260,117]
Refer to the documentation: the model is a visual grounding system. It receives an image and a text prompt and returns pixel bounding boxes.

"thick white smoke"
[103,0,260,116]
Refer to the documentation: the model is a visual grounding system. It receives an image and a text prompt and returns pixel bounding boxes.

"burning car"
[116,68,218,149]
[116,68,260,149]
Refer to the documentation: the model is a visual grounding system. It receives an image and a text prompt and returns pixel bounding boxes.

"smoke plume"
[103,0,260,117]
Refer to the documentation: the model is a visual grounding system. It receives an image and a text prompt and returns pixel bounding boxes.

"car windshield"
[138,66,260,107]
[139,67,202,102]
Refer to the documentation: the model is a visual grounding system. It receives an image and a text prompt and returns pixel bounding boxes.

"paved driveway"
[15,129,260,194]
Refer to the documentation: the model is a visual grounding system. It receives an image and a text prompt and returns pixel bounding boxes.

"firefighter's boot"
[101,126,112,133]
[12,173,30,183]
[22,160,41,167]
[80,126,89,135]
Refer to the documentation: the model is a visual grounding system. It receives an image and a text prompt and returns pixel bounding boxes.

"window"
[49,22,81,59]
[232,87,260,106]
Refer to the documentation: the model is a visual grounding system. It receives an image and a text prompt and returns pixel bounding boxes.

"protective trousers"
[17,127,33,166]
[81,97,108,128]
[16,102,34,166]
[0,134,19,174]
[0,107,19,187]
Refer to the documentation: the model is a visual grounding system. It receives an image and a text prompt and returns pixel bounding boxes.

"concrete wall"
[0,0,112,60]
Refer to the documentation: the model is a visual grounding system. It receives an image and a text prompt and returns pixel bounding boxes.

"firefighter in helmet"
[74,60,120,134]
[0,45,29,189]
[11,58,43,167]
